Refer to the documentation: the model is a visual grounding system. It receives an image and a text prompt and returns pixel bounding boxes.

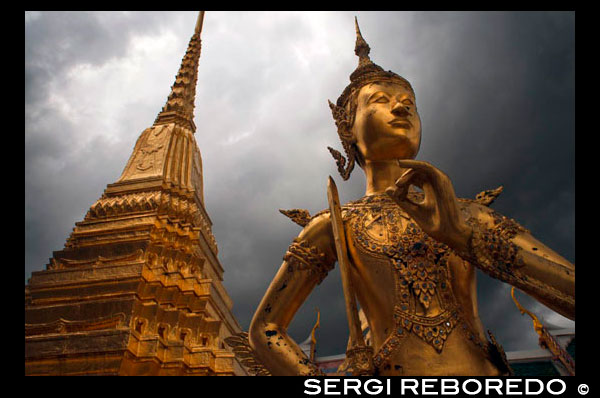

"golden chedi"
[25,12,247,376]
[248,19,574,376]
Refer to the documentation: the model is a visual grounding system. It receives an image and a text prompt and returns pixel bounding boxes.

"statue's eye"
[374,96,389,103]
[402,99,414,106]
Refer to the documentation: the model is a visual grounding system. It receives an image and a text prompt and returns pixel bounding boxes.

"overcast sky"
[25,11,574,358]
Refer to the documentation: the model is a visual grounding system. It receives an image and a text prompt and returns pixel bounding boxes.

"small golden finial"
[195,11,205,35]
[309,307,320,362]
[511,287,543,335]
[354,16,372,67]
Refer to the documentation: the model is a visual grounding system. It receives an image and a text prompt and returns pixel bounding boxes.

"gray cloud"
[25,11,574,358]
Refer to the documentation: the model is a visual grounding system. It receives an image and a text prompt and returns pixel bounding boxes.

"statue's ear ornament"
[328,146,346,177]
[328,100,353,142]
[327,99,356,181]
[328,100,345,126]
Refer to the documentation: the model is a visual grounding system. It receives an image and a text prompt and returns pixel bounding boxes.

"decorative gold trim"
[224,332,272,376]
[25,313,126,336]
[283,239,333,284]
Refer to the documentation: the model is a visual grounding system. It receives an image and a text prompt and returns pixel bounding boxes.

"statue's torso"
[342,193,505,376]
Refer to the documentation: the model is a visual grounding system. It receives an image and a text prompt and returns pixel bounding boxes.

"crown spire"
[154,11,205,132]
[195,10,205,35]
[354,17,372,68]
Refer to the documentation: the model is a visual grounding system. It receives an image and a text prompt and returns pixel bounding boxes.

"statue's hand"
[385,159,472,253]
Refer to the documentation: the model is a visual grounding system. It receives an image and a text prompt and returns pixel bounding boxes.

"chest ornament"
[346,194,486,367]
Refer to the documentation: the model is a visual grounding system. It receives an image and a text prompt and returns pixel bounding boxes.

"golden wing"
[474,186,503,206]
[279,208,312,227]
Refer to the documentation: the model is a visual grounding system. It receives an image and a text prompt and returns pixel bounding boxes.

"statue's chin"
[358,131,420,162]
[363,152,417,163]
[365,144,419,162]
[384,131,420,153]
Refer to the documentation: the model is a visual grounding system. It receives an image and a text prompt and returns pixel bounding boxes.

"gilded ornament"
[283,239,333,284]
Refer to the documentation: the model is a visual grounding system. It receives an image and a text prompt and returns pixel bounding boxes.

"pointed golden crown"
[335,17,413,109]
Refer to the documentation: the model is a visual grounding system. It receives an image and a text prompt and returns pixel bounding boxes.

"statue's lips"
[388,119,412,128]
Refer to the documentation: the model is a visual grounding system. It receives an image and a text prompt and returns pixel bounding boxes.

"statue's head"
[328,18,421,180]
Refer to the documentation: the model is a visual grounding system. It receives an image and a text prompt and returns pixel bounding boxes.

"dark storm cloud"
[25,11,574,358]
[25,11,172,106]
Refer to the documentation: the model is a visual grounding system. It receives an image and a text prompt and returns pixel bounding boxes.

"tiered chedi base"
[25,125,246,375]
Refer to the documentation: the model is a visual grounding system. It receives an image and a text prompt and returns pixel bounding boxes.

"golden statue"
[247,18,574,376]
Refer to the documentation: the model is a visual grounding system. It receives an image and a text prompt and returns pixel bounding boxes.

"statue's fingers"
[397,159,436,175]
[394,168,415,189]
[397,197,422,219]
[386,187,420,217]
[386,186,406,203]
[421,180,437,206]
[396,169,428,192]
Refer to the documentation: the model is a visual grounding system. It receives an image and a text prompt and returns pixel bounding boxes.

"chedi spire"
[154,11,205,131]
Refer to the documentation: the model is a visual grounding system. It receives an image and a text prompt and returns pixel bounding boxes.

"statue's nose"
[391,100,411,116]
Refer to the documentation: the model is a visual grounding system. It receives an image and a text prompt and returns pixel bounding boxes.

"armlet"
[463,215,574,317]
[283,239,334,284]
[464,215,527,277]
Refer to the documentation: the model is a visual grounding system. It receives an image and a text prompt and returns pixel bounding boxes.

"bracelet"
[305,366,326,376]
[338,345,374,376]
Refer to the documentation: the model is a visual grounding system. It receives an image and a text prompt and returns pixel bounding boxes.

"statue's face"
[351,81,421,162]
